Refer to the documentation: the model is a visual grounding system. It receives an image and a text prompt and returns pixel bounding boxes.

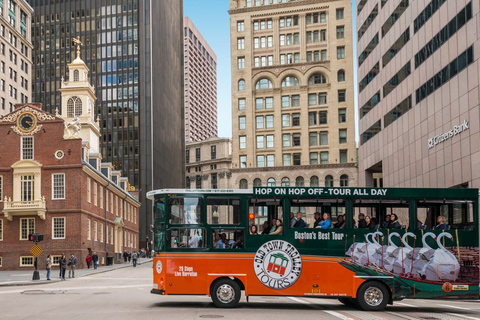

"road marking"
[0,283,151,295]
[447,313,480,320]
[288,297,355,320]
[394,302,417,307]
[443,305,470,310]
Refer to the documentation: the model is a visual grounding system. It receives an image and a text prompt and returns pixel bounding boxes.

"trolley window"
[169,197,203,224]
[206,197,241,225]
[167,228,207,248]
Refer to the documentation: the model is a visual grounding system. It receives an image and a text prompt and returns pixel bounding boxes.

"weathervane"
[72,36,83,59]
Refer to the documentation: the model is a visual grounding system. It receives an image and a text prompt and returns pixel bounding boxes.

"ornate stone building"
[185,137,232,189]
[229,0,358,189]
[0,49,140,271]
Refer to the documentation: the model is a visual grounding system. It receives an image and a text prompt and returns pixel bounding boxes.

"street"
[0,262,479,320]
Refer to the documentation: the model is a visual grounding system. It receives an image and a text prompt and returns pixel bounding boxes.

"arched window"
[267,177,276,187]
[281,177,290,187]
[255,78,273,89]
[67,96,82,117]
[310,176,319,187]
[253,178,262,187]
[308,73,327,85]
[340,174,349,187]
[239,179,248,189]
[337,70,345,82]
[325,175,334,187]
[238,79,246,91]
[282,76,299,87]
[73,70,79,81]
[295,176,304,187]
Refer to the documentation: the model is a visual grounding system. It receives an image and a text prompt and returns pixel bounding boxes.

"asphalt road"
[0,263,478,320]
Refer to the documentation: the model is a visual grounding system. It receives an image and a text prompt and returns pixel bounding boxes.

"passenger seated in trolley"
[270,219,284,235]
[293,212,307,228]
[316,213,331,229]
[334,214,345,228]
[434,215,448,229]
[214,233,225,249]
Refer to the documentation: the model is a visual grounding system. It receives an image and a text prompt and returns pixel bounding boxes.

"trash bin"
[106,256,113,266]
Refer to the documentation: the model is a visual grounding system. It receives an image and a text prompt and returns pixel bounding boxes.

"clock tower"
[59,37,100,154]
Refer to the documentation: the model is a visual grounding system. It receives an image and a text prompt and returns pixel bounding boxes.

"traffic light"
[28,233,44,242]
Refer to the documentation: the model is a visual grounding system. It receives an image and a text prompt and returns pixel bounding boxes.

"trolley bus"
[147,187,479,310]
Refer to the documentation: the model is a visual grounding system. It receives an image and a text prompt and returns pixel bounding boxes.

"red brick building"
[0,49,140,271]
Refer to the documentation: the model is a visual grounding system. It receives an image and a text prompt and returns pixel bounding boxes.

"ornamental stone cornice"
[0,106,57,123]
[229,0,330,16]
[252,61,331,77]
[230,162,357,173]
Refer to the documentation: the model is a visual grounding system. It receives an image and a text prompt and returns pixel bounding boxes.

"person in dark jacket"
[365,216,376,229]
[334,215,346,228]
[390,213,401,229]
[434,216,447,229]
[293,212,307,228]
[357,213,367,228]
[313,212,322,228]
[59,253,67,280]
[382,214,391,228]
[68,253,77,278]
[123,251,128,263]
[261,221,271,234]
[92,252,99,269]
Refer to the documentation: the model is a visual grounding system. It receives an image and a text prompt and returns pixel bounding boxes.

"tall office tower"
[357,0,479,188]
[0,0,33,116]
[29,0,184,247]
[184,17,218,143]
[229,0,357,189]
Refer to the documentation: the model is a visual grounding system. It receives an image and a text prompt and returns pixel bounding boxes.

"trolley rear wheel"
[211,278,241,308]
[355,281,389,311]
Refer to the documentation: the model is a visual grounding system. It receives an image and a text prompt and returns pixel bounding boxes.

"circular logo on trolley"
[253,240,302,290]
[156,260,163,274]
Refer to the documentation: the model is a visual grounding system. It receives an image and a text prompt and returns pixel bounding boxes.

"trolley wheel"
[355,281,389,311]
[211,278,241,308]
[338,297,356,308]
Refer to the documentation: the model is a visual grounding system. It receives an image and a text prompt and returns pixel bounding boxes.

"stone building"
[185,137,233,189]
[357,0,480,189]
[229,0,358,189]
[0,0,33,116]
[0,48,139,271]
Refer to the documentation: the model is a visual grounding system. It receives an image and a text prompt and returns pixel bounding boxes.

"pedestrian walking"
[128,252,132,263]
[132,252,138,267]
[45,255,52,280]
[92,252,98,269]
[59,253,67,280]
[123,251,128,263]
[85,254,92,269]
[68,253,77,278]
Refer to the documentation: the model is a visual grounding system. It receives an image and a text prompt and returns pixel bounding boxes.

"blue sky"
[184,0,358,141]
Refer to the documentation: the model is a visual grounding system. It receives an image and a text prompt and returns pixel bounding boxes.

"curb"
[0,259,153,287]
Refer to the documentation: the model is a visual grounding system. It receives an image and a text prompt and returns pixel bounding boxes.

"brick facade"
[0,105,140,270]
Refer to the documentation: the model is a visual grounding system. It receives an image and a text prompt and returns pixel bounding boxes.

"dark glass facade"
[28,0,185,247]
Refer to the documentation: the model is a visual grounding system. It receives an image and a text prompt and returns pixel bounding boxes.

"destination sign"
[254,187,388,197]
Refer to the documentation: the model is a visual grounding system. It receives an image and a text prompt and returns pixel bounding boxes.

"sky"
[183,0,358,141]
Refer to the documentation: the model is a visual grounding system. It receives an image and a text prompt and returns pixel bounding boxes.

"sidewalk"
[0,258,152,287]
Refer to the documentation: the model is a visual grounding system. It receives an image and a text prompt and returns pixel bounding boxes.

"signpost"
[28,233,43,280]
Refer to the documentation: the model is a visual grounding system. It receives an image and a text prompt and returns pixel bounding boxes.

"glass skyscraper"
[28,0,185,248]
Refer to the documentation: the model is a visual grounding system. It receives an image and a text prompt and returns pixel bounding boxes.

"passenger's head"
[391,213,398,221]
[221,233,227,240]
[263,221,270,227]
[276,219,283,226]
[385,214,391,221]
[314,212,321,220]
[296,212,302,220]
[365,216,371,223]
[289,212,294,219]
[323,213,330,221]
[371,217,378,225]
[272,218,277,225]
[337,215,344,222]
[358,213,365,219]
[437,216,446,224]
[215,234,221,241]
[250,225,257,234]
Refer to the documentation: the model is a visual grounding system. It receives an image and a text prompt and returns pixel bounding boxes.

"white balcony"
[3,196,47,221]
